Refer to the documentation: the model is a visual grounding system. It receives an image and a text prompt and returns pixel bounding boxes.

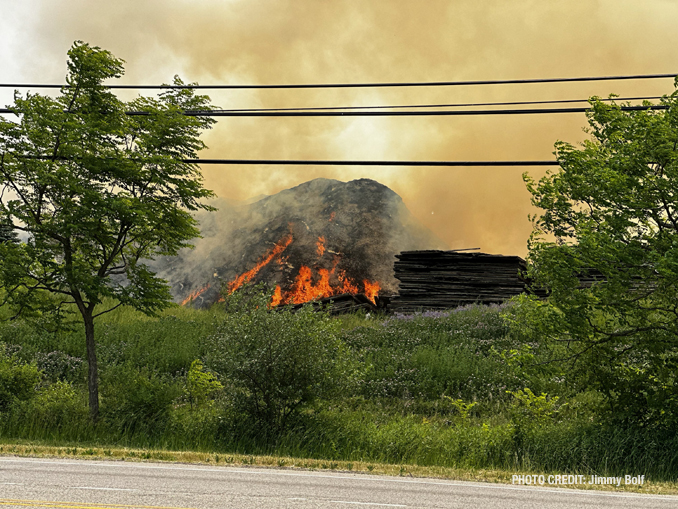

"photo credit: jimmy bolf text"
[512,474,646,486]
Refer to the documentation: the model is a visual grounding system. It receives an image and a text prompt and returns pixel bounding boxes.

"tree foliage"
[0,219,18,245]
[0,41,215,421]
[522,81,678,425]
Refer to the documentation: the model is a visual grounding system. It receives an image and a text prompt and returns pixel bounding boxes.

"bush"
[184,359,223,408]
[35,350,84,384]
[100,365,181,438]
[0,345,41,411]
[9,381,90,438]
[205,287,356,433]
[508,294,678,426]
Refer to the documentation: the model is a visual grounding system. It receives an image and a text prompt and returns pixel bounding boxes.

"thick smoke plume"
[5,1,678,256]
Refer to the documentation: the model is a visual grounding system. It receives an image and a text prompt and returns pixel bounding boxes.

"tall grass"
[1,300,676,480]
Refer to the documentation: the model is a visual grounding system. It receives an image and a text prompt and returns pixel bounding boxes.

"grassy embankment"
[1,299,676,492]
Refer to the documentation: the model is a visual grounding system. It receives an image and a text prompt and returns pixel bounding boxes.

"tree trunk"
[83,311,99,423]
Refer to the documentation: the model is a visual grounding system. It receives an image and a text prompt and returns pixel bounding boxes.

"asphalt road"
[1,457,677,509]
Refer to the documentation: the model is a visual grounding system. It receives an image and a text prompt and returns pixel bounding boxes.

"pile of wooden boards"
[390,250,532,312]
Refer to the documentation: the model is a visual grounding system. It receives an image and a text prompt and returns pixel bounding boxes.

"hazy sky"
[2,0,677,256]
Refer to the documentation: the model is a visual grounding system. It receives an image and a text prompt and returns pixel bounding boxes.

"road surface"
[1,457,677,508]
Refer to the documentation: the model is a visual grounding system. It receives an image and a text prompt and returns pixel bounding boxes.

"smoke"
[7,0,678,255]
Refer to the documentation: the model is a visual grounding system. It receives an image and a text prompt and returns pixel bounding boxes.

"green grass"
[1,300,677,483]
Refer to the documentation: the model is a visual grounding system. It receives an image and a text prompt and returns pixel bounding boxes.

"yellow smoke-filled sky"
[2,0,677,255]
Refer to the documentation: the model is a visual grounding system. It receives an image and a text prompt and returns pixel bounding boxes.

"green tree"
[522,81,678,424]
[0,222,17,244]
[0,41,215,421]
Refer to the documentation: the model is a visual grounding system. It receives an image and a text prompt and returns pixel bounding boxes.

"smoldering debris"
[149,177,448,307]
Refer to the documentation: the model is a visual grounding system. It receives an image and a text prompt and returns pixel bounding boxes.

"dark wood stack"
[391,250,531,312]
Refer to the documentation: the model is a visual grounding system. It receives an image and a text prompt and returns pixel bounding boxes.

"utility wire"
[146,104,671,117]
[203,95,664,113]
[0,73,675,90]
[185,159,559,167]
[11,155,560,167]
[0,96,664,116]
[0,104,668,117]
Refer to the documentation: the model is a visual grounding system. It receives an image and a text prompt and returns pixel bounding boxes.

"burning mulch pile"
[152,178,447,312]
[390,250,533,312]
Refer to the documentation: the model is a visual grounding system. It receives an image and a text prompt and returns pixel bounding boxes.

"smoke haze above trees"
[2,0,678,255]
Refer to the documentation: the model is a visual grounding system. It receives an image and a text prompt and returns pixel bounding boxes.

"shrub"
[185,359,223,408]
[508,294,678,426]
[205,287,356,433]
[100,365,181,437]
[342,303,521,400]
[35,350,84,384]
[0,345,41,411]
[11,381,90,436]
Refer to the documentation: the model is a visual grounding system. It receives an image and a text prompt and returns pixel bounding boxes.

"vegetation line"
[1,442,676,495]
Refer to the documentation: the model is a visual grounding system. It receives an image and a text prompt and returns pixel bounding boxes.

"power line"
[206,95,664,113]
[1,96,665,117]
[10,155,561,166]
[150,104,671,117]
[2,104,667,117]
[185,159,560,167]
[0,73,675,90]
[3,103,668,118]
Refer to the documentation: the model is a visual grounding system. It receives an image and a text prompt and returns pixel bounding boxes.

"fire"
[336,270,359,295]
[329,212,335,222]
[220,227,381,308]
[363,280,381,305]
[270,285,283,307]
[227,235,293,293]
[181,283,210,306]
[273,265,380,306]
[283,266,329,304]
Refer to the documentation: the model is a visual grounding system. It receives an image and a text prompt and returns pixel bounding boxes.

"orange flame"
[272,264,380,307]
[181,283,210,306]
[336,270,359,294]
[283,266,328,304]
[221,227,381,308]
[270,285,283,307]
[227,235,293,293]
[363,280,381,305]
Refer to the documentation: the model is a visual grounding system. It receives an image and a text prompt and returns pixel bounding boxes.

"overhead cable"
[0,72,675,90]
[0,96,664,116]
[203,95,664,113]
[9,154,560,167]
[0,104,668,117]
[145,104,671,117]
[185,159,560,167]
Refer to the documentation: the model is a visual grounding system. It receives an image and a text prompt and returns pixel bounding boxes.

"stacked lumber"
[390,250,530,312]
